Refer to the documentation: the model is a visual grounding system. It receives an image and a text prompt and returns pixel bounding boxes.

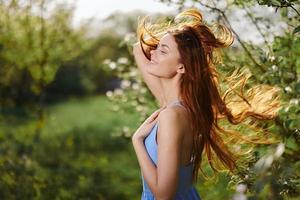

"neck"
[160,75,182,107]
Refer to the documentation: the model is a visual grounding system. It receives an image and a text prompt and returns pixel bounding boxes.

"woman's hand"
[132,106,166,142]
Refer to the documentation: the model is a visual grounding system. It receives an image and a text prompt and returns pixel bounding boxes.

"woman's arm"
[133,43,165,107]
[132,108,184,199]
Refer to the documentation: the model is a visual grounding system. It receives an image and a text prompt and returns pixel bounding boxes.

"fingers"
[149,117,158,124]
[148,114,158,123]
[148,106,167,123]
[155,105,167,113]
[151,106,166,117]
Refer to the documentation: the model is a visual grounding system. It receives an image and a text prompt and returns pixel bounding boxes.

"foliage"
[0,0,299,199]
[0,95,142,200]
[0,0,91,107]
[104,0,300,199]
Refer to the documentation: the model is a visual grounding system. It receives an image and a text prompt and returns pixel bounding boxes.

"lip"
[150,59,157,64]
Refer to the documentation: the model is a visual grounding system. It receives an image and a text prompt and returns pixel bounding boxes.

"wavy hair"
[136,8,282,183]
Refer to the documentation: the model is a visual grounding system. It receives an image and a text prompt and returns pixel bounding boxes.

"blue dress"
[141,101,201,200]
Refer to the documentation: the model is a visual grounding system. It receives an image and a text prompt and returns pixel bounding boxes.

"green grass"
[0,94,143,200]
[0,94,236,200]
[42,95,140,136]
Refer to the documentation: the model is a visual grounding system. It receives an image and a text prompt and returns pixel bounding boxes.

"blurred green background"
[0,0,299,199]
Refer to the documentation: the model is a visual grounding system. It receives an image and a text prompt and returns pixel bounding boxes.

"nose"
[150,49,155,59]
[150,49,155,55]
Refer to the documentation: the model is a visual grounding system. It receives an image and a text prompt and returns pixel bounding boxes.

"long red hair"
[137,8,282,183]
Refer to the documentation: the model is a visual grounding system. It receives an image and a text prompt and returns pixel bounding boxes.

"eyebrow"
[158,43,170,50]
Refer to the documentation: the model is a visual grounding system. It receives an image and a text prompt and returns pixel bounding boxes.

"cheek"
[160,56,179,73]
[148,58,178,78]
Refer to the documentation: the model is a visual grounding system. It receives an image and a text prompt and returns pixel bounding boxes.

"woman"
[131,8,281,200]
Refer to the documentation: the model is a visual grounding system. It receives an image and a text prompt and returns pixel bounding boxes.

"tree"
[104,0,299,199]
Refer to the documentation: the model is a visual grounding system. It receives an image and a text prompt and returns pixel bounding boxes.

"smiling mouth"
[150,59,157,64]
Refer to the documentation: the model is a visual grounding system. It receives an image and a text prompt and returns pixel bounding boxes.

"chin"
[149,61,158,66]
[148,62,160,70]
[147,68,162,77]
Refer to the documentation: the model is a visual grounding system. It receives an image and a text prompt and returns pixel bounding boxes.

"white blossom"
[103,59,111,65]
[122,126,129,133]
[271,65,278,71]
[290,98,299,105]
[108,62,117,70]
[236,184,247,193]
[106,91,113,97]
[269,56,275,62]
[284,86,292,93]
[118,57,129,64]
[114,88,123,96]
[129,69,137,77]
[284,106,290,112]
[132,83,140,90]
[121,80,131,89]
[233,184,247,200]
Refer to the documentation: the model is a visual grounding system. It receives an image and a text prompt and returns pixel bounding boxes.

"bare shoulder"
[159,105,188,122]
[157,106,189,137]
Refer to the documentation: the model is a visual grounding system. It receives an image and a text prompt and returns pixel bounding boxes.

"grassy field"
[0,94,234,199]
[0,95,143,199]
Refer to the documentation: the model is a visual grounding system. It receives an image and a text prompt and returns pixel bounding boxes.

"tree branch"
[198,1,267,73]
[242,5,272,53]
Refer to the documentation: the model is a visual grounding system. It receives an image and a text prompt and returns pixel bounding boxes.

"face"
[148,33,185,78]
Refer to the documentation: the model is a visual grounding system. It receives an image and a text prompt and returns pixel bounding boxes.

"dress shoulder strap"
[167,100,187,110]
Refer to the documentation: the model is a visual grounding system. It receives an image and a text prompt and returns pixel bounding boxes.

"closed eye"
[159,49,167,54]
[157,44,168,54]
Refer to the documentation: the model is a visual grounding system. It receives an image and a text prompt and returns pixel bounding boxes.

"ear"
[177,63,185,74]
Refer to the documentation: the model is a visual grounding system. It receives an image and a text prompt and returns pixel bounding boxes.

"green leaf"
[286,138,298,151]
[293,25,300,34]
[271,0,282,6]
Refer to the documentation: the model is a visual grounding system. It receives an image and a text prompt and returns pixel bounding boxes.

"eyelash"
[156,47,166,54]
[155,44,167,54]
[159,49,166,54]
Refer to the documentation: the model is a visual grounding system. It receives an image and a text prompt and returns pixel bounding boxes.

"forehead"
[159,33,177,48]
